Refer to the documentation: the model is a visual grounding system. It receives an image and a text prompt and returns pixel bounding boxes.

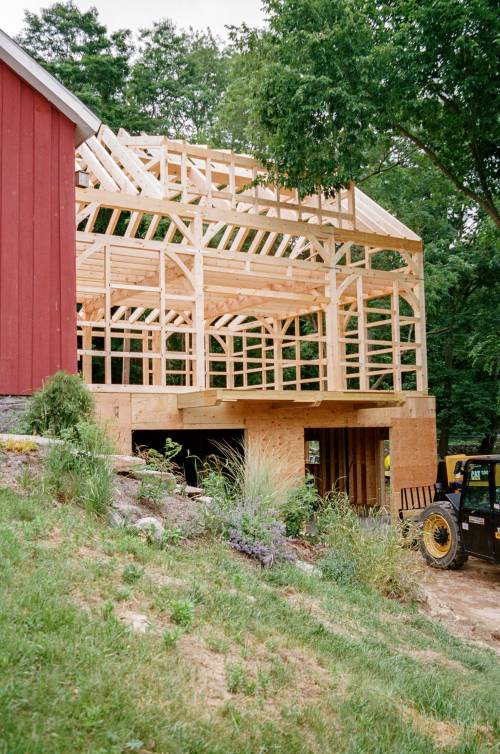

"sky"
[1,0,266,38]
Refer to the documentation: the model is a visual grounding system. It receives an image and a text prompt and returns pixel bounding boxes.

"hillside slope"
[1,484,499,754]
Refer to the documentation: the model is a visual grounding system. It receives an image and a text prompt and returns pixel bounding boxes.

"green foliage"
[316,492,418,600]
[226,663,257,695]
[16,1,134,128]
[137,477,168,507]
[24,371,94,438]
[127,20,230,140]
[122,563,144,584]
[229,0,499,225]
[163,627,183,649]
[281,474,318,537]
[140,438,182,473]
[170,598,195,628]
[17,3,230,140]
[43,420,113,515]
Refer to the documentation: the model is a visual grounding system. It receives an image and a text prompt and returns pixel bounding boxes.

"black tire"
[420,502,468,570]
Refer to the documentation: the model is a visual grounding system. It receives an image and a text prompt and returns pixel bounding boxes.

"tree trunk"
[437,339,454,458]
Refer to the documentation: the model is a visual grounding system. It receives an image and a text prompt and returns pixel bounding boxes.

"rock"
[132,468,176,489]
[296,559,322,577]
[107,509,125,528]
[194,495,213,505]
[133,516,165,542]
[118,610,150,634]
[0,432,60,448]
[112,500,145,521]
[109,454,145,472]
[177,484,203,497]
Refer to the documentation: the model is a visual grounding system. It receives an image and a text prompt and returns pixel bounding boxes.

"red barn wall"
[0,59,76,395]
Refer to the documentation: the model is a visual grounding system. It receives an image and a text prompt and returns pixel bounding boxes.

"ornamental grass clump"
[202,440,296,567]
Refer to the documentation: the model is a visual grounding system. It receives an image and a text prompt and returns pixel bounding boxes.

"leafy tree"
[235,0,499,226]
[365,152,499,454]
[16,1,133,129]
[127,20,230,139]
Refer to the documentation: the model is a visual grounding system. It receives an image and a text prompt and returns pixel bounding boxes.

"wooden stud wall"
[75,128,427,396]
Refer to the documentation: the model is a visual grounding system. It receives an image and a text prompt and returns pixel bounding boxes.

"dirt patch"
[417,554,500,651]
[403,649,466,673]
[282,588,366,638]
[400,704,459,749]
[0,449,41,491]
[178,635,233,708]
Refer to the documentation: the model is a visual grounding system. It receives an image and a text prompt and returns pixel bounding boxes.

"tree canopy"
[14,0,500,453]
[231,0,499,227]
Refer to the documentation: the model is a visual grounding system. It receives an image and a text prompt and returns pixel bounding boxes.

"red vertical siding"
[0,59,76,395]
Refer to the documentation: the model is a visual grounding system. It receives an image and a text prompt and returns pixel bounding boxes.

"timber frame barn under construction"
[75,126,437,517]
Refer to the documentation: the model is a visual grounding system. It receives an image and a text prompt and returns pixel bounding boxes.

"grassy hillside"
[0,485,498,754]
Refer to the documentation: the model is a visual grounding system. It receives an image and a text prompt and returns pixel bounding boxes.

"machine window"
[462,463,491,511]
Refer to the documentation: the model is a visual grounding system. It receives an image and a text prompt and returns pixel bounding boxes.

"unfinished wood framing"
[75,127,426,396]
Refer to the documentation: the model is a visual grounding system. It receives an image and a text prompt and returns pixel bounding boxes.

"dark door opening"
[132,429,244,487]
[305,428,388,511]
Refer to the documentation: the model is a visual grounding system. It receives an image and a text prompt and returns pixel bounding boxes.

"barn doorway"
[305,428,388,511]
[132,429,244,487]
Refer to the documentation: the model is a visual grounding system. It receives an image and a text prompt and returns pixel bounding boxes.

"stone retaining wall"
[0,396,30,433]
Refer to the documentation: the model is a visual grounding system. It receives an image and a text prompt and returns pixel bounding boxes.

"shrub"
[43,420,113,515]
[24,371,94,438]
[281,474,318,537]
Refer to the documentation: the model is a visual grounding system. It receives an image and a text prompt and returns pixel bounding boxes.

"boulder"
[112,500,145,521]
[194,495,213,505]
[133,516,165,542]
[107,509,125,528]
[109,454,145,472]
[177,484,203,497]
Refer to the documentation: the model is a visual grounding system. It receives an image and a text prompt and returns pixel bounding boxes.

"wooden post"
[325,240,343,390]
[392,280,402,391]
[193,214,206,388]
[356,276,367,391]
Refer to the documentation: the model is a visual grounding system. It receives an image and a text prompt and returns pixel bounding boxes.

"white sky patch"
[1,0,266,39]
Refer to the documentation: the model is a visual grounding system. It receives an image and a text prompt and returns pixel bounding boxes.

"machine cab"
[459,458,500,562]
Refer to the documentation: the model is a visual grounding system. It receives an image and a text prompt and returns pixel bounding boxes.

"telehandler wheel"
[420,502,468,570]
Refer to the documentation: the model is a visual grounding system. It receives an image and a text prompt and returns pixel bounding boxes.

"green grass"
[0,485,499,754]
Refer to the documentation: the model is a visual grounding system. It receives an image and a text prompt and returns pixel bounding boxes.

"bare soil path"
[418,555,500,651]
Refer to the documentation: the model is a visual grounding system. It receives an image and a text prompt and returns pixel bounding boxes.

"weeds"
[122,564,144,584]
[163,627,183,649]
[316,491,418,600]
[43,420,113,515]
[170,598,195,628]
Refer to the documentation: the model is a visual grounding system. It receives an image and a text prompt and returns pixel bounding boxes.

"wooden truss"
[75,126,427,394]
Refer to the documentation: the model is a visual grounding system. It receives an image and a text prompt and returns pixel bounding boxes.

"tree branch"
[394,124,500,229]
